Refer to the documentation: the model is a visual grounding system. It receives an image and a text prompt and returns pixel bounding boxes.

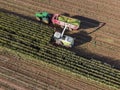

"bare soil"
[0,50,113,90]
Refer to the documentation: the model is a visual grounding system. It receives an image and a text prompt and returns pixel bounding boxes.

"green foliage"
[0,11,120,89]
[58,15,80,26]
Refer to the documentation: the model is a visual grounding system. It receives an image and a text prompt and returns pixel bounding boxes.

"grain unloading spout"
[61,24,68,37]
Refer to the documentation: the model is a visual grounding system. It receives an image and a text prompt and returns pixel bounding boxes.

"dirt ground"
[0,49,114,90]
[0,0,120,89]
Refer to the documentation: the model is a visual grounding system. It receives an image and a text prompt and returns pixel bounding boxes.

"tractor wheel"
[36,17,41,21]
[43,20,49,24]
[42,18,49,24]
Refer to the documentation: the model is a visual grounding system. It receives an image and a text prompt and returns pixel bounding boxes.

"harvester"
[51,24,74,47]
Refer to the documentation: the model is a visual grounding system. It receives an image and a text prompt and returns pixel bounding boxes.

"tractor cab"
[35,11,51,24]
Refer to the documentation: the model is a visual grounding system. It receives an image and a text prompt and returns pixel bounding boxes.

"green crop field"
[0,11,120,89]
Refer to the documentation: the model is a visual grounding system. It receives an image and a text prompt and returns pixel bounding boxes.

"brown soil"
[0,50,113,90]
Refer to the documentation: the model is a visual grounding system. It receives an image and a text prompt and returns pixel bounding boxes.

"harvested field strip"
[74,33,120,52]
[63,0,120,7]
[0,0,35,14]
[0,64,73,90]
[0,1,33,16]
[0,66,49,90]
[0,0,55,14]
[63,0,120,15]
[90,41,120,52]
[0,11,120,89]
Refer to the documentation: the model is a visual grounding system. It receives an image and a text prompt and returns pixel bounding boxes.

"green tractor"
[35,11,51,24]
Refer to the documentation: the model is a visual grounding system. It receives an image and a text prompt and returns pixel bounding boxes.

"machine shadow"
[67,31,92,47]
[61,13,70,17]
[72,15,106,30]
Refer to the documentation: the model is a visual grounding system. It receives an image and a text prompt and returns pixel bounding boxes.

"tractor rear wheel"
[36,17,41,21]
[42,18,49,24]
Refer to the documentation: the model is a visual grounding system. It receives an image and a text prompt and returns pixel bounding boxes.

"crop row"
[0,11,120,89]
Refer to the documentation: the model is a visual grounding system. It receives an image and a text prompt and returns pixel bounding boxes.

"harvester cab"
[52,25,74,47]
[35,11,51,24]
